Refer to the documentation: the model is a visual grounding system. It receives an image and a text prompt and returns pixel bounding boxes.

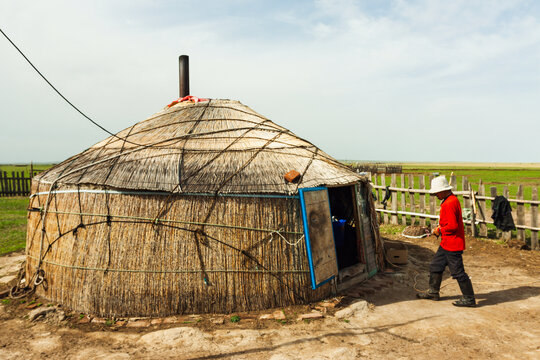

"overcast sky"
[1,0,539,163]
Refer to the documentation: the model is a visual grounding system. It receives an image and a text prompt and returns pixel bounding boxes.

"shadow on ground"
[186,316,438,360]
[357,239,540,308]
[441,286,540,307]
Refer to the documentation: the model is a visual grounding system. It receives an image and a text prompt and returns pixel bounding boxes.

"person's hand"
[432,227,441,237]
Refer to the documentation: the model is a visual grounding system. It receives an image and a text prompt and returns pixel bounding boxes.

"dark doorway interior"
[327,186,361,271]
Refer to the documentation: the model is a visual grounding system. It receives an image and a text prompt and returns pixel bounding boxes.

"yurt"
[23,58,384,317]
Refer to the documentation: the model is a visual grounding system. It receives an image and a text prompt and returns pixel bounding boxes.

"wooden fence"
[369,173,539,250]
[0,171,35,197]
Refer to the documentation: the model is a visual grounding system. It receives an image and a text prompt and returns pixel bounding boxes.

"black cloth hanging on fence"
[491,196,516,231]
[381,186,391,209]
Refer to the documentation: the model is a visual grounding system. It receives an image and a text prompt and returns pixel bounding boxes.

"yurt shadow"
[23,97,384,317]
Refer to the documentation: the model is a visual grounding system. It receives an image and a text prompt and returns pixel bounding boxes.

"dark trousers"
[429,246,469,282]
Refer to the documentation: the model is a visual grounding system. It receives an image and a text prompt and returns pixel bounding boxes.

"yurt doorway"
[299,183,377,290]
[327,184,377,288]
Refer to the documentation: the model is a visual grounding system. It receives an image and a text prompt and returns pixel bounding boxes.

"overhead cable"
[0,27,142,146]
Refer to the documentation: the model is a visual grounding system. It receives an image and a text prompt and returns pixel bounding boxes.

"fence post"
[532,187,538,250]
[381,174,388,224]
[450,174,457,192]
[516,185,525,241]
[22,171,27,194]
[429,174,435,229]
[18,171,25,196]
[6,171,12,196]
[391,174,398,225]
[469,183,476,237]
[17,171,23,196]
[419,175,426,227]
[461,177,470,234]
[503,185,511,241]
[10,171,16,196]
[407,174,415,226]
[373,174,379,206]
[478,181,487,237]
[2,171,8,197]
[462,176,470,207]
[401,174,407,225]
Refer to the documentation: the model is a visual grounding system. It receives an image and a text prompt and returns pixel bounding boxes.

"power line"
[0,27,142,146]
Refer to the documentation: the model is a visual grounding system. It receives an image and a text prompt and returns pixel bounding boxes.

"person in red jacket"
[417,175,476,307]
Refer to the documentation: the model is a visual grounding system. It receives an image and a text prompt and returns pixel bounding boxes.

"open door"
[355,182,377,277]
[299,187,338,289]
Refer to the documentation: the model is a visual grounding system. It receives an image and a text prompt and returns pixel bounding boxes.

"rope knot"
[73,223,86,236]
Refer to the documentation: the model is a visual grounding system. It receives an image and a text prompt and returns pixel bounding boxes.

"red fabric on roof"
[167,96,209,108]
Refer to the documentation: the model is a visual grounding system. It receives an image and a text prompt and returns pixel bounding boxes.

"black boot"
[417,272,443,300]
[453,278,476,307]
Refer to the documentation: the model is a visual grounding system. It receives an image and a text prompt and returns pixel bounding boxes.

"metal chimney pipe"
[179,55,190,98]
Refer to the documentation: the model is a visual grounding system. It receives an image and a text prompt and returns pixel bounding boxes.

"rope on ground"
[9,261,39,299]
[401,226,431,239]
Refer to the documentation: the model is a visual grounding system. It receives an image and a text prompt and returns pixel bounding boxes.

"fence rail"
[0,171,34,197]
[369,173,539,250]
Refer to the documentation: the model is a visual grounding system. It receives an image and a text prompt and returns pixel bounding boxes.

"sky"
[1,0,539,163]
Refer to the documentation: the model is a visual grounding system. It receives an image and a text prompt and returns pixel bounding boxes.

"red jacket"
[437,194,465,251]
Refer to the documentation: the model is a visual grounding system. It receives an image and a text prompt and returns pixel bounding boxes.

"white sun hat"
[430,175,453,194]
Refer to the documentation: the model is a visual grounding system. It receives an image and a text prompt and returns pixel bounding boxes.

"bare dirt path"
[1,236,539,360]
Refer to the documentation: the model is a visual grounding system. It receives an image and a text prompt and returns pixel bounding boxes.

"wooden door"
[355,183,377,276]
[299,187,338,289]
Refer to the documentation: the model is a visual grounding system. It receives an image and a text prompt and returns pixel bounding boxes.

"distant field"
[344,162,540,199]
[401,163,540,201]
[403,162,540,169]
[0,163,55,176]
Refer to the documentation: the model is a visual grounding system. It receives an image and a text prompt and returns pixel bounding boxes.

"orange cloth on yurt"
[436,194,465,251]
[167,95,209,108]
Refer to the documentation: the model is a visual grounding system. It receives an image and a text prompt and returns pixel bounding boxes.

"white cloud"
[0,0,539,163]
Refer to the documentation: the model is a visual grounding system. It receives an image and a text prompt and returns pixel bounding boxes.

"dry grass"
[36,100,360,194]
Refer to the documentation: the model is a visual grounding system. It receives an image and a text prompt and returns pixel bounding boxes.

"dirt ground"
[0,235,539,360]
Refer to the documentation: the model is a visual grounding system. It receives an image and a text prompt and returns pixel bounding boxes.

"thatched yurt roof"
[36,99,361,193]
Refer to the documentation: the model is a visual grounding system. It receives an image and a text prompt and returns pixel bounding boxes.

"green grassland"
[402,164,540,199]
[0,164,53,255]
[0,197,29,255]
[0,163,55,177]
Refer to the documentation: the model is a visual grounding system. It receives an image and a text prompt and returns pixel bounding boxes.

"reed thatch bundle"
[36,99,359,194]
[25,99,380,317]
